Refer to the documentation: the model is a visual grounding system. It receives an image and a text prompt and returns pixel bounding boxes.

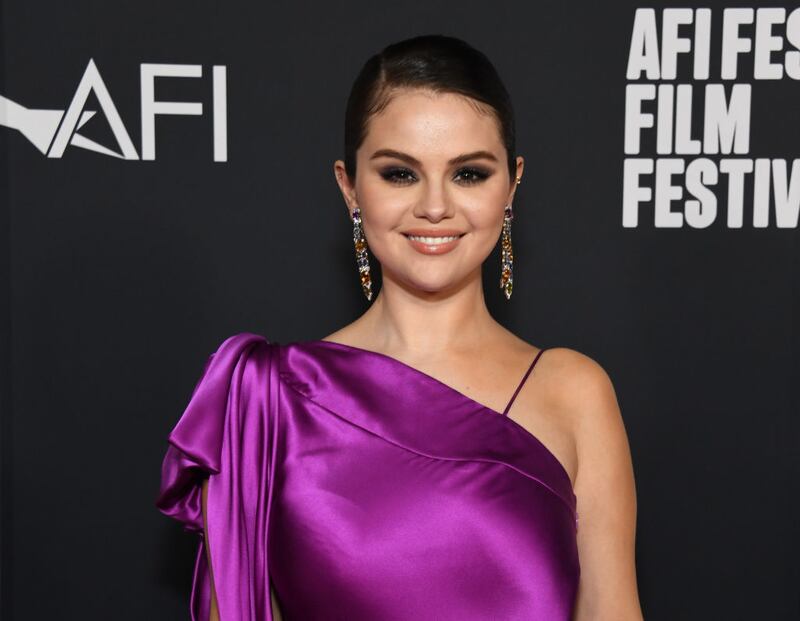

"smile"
[402,233,465,255]
[406,235,460,243]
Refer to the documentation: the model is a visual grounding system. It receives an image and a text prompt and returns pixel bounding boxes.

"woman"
[157,34,643,620]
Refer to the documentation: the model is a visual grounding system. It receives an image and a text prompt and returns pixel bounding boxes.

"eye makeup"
[378,166,493,186]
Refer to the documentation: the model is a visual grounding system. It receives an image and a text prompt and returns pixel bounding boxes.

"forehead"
[361,88,504,156]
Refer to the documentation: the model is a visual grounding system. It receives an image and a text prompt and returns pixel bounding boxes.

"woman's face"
[334,88,523,297]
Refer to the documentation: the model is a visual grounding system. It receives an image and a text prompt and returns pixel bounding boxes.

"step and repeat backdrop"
[1,2,797,619]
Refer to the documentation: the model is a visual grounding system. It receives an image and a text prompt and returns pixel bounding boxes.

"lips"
[402,229,465,237]
[405,234,461,243]
[402,231,465,255]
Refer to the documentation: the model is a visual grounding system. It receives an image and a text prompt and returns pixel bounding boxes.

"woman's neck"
[346,271,502,357]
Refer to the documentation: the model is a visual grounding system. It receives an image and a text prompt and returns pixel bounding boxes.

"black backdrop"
[1,1,797,619]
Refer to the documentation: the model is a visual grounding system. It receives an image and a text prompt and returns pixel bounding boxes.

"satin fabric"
[156,332,579,620]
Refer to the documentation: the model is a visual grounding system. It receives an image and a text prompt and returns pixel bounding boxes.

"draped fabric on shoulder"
[155,332,279,621]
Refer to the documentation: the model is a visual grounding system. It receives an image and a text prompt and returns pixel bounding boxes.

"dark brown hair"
[343,34,517,182]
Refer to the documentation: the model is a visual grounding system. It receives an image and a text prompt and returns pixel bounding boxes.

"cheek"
[459,181,510,230]
[355,179,407,227]
[358,207,405,262]
[361,204,406,240]
[463,203,505,236]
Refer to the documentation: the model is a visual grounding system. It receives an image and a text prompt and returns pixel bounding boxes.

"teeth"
[407,235,460,243]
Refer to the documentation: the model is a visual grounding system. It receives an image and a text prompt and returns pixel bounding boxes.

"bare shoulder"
[543,345,637,521]
[538,346,622,432]
[537,346,634,486]
[540,348,642,618]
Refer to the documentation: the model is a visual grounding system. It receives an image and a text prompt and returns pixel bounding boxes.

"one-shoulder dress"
[156,332,579,620]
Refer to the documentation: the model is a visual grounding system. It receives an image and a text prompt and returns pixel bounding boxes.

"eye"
[380,167,417,185]
[378,165,492,186]
[454,167,491,185]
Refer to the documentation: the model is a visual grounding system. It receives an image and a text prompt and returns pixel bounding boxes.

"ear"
[507,155,525,206]
[333,160,358,217]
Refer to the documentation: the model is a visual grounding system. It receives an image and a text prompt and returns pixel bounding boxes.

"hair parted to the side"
[343,34,517,183]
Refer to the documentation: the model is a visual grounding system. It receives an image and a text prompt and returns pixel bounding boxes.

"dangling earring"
[351,206,373,301]
[499,203,514,300]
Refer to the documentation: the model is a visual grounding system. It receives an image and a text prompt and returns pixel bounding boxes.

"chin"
[399,273,466,296]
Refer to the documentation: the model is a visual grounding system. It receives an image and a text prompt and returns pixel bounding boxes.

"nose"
[412,179,456,222]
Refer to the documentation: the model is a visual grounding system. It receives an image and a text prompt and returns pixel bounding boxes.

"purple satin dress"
[156,332,579,620]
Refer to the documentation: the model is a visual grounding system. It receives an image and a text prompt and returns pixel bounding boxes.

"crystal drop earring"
[351,207,373,301]
[500,176,521,300]
[499,204,514,299]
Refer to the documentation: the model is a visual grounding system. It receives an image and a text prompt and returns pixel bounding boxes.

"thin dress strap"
[501,348,547,416]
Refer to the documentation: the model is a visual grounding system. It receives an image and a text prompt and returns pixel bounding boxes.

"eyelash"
[379,166,491,186]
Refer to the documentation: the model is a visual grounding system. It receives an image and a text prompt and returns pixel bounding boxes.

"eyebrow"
[369,149,499,166]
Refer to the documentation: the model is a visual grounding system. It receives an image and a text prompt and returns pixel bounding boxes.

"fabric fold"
[282,339,577,523]
[155,332,278,621]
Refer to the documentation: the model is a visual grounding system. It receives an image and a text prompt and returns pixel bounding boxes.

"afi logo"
[0,59,228,161]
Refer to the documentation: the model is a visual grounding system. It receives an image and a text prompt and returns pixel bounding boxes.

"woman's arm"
[566,352,644,620]
[201,478,284,621]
